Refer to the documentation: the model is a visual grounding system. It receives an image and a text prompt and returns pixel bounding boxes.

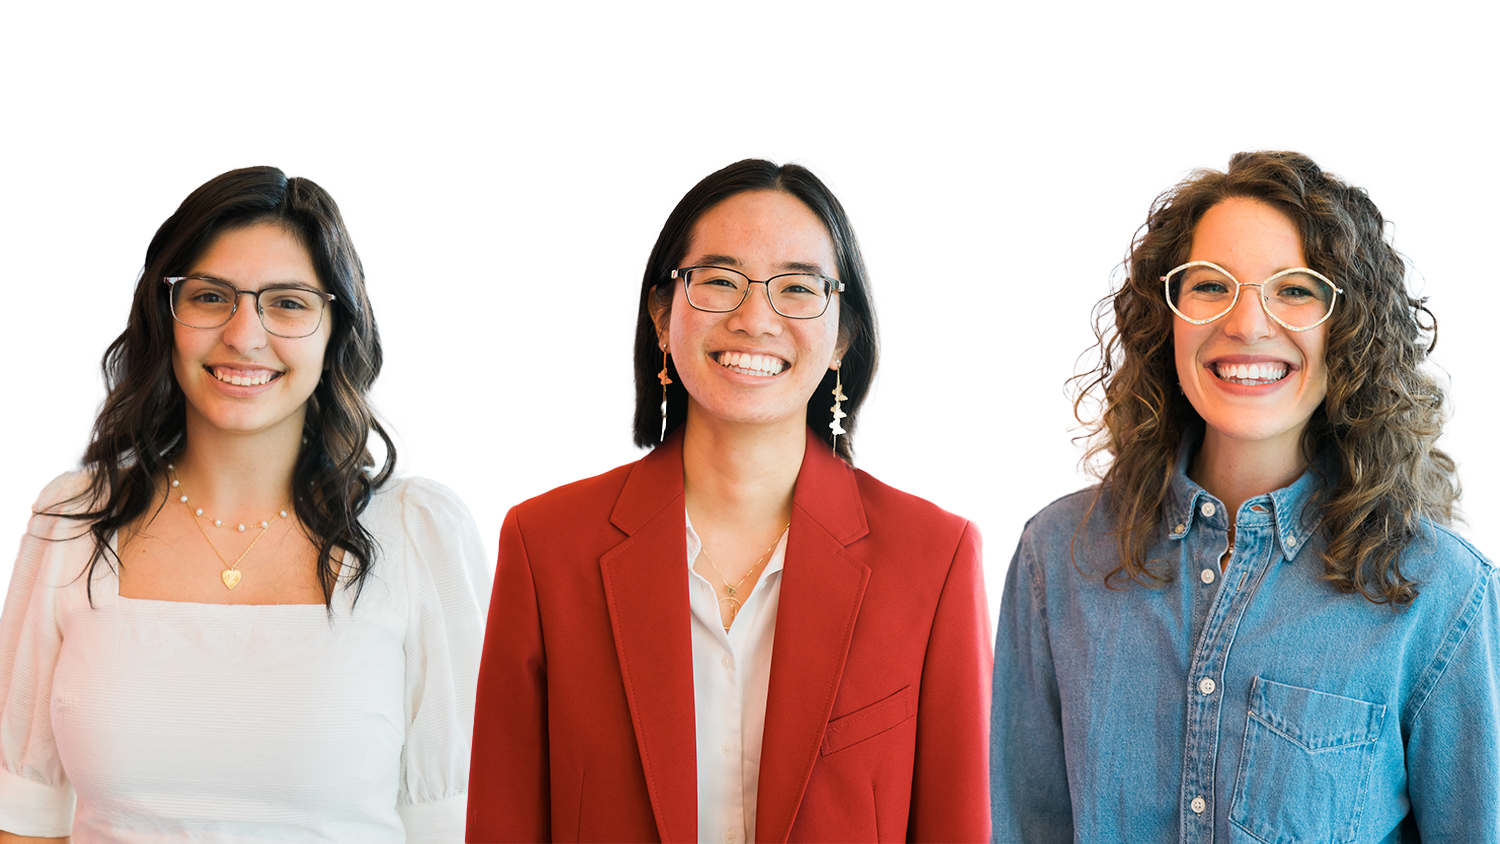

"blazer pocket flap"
[821,685,916,756]
[1248,676,1386,751]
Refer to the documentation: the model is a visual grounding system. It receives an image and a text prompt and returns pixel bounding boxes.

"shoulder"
[510,459,639,522]
[852,467,966,527]
[850,467,972,538]
[25,470,97,540]
[367,475,474,525]
[1021,486,1105,535]
[1005,485,1113,585]
[30,470,94,516]
[1401,519,1497,603]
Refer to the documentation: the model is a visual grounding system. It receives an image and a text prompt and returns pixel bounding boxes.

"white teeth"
[213,368,274,386]
[717,352,785,376]
[1214,362,1288,384]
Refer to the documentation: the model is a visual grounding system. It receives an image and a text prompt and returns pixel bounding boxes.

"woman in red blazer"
[467,160,991,843]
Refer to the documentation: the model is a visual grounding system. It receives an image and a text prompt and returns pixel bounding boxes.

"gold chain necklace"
[169,464,291,590]
[697,523,789,631]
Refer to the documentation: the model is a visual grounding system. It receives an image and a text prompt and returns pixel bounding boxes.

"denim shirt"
[991,446,1500,843]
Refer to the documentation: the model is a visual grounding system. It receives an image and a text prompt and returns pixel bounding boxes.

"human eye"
[1269,273,1330,304]
[263,288,319,312]
[692,268,746,290]
[1171,265,1230,297]
[773,275,824,298]
[185,278,233,304]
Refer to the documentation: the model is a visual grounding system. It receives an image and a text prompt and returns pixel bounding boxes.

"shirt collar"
[1164,432,1330,562]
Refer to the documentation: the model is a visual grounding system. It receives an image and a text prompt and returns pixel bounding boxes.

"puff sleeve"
[392,479,492,844]
[0,473,87,837]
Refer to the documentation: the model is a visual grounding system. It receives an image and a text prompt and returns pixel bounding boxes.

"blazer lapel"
[755,429,872,843]
[601,433,699,843]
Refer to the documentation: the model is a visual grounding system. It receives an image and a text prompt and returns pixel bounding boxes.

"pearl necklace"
[168,463,291,590]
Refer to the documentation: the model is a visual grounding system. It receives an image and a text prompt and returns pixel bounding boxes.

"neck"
[1189,426,1308,523]
[680,405,804,529]
[174,413,301,514]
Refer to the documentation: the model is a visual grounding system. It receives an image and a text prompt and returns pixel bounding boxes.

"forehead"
[190,222,323,290]
[686,190,837,274]
[1188,197,1307,274]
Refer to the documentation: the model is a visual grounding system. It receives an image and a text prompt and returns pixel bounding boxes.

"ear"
[832,324,854,367]
[649,285,673,351]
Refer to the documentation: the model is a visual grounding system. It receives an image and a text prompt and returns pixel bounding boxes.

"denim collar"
[1163,433,1328,563]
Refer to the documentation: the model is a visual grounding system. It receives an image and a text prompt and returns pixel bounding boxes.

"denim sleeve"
[1404,558,1500,841]
[990,531,1074,844]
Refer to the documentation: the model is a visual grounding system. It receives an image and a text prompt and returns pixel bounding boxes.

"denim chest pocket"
[1229,677,1386,844]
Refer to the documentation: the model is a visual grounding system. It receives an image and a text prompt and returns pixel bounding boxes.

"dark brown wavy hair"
[631,159,879,462]
[1074,151,1457,605]
[58,166,395,609]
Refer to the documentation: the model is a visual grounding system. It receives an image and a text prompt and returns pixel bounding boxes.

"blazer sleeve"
[989,528,1073,844]
[467,506,551,843]
[908,520,992,843]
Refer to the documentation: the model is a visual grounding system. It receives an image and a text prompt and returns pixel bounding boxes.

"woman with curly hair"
[0,167,488,843]
[990,151,1498,842]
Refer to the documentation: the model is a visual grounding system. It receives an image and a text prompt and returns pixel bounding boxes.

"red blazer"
[467,429,991,843]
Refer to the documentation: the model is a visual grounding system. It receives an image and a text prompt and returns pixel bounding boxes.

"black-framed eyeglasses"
[1161,261,1342,332]
[670,266,844,319]
[164,276,336,339]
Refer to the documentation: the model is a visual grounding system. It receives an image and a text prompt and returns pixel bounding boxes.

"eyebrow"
[188,274,324,292]
[694,254,831,276]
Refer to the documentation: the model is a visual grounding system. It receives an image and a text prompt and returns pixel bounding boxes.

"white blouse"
[0,472,490,843]
[685,511,788,844]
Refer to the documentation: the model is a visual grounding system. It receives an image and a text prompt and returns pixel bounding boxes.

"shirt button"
[1191,796,1206,814]
[1200,502,1217,517]
[1199,677,1216,695]
[1285,534,1298,546]
[1174,523,1186,535]
[1200,568,1216,584]
[721,654,733,669]
[725,832,737,844]
[721,742,733,756]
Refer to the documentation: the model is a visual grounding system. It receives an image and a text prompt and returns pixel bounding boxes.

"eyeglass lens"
[1166,265,1334,329]
[170,278,327,338]
[681,267,833,318]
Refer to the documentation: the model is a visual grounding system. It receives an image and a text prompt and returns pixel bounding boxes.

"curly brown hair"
[1074,151,1458,605]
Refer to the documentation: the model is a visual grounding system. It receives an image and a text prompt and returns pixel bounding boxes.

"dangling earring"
[829,359,847,448]
[658,344,673,443]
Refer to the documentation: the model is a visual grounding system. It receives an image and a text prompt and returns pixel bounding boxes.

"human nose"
[1218,283,1274,341]
[727,280,783,333]
[220,290,269,351]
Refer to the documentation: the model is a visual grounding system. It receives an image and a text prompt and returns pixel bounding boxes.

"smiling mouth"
[1211,362,1289,386]
[208,365,282,387]
[715,351,787,378]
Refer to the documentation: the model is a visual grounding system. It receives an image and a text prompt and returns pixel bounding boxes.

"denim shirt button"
[1285,534,1298,546]
[1198,677,1216,695]
[1200,502,1217,517]
[1200,568,1216,584]
[1175,523,1186,535]
[1191,796,1206,814]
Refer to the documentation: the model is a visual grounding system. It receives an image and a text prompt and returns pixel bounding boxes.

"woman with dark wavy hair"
[0,167,488,843]
[990,151,1499,842]
[468,159,991,842]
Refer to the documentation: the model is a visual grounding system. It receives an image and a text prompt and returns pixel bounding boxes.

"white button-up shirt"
[685,512,787,844]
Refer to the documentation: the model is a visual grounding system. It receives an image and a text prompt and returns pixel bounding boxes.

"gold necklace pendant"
[221,569,243,590]
[698,523,789,630]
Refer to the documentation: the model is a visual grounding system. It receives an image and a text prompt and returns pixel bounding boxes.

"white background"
[3,2,1496,625]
